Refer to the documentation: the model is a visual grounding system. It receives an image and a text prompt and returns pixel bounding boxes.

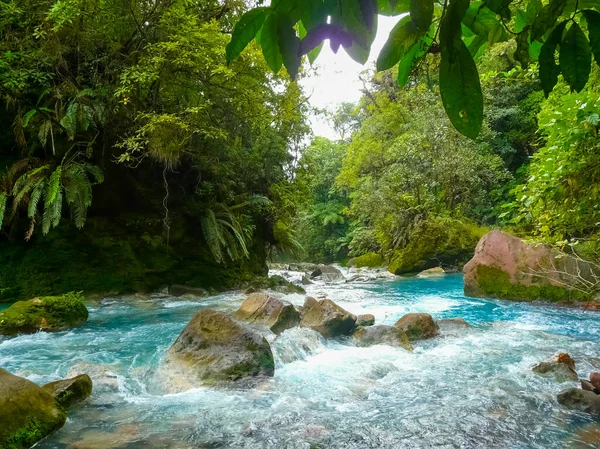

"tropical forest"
[0,0,600,447]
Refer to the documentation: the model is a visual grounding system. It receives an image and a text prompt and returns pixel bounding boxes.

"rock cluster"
[532,353,578,382]
[557,370,600,415]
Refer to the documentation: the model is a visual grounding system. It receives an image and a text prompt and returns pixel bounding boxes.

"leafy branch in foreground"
[227,0,600,139]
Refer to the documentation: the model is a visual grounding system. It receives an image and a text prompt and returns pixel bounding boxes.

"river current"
[1,273,599,448]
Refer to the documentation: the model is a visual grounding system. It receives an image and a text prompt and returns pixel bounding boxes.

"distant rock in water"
[42,374,93,409]
[162,309,274,390]
[463,230,599,306]
[532,353,578,382]
[417,267,446,277]
[0,292,88,336]
[304,296,318,310]
[246,275,306,294]
[168,285,209,297]
[300,299,356,338]
[0,368,67,449]
[235,292,300,335]
[356,314,375,327]
[310,265,345,283]
[557,388,600,415]
[438,318,471,329]
[353,325,412,350]
[394,313,439,340]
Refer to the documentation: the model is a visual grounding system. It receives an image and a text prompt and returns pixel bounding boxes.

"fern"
[0,192,7,229]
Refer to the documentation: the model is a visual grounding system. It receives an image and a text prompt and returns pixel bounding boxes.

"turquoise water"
[1,274,600,448]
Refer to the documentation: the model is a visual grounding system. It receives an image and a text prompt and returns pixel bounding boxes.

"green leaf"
[559,22,592,92]
[377,0,410,15]
[484,0,511,19]
[396,27,433,87]
[260,13,284,73]
[440,0,470,54]
[226,7,270,64]
[463,3,505,41]
[488,23,505,44]
[531,0,567,41]
[439,37,483,139]
[332,0,372,48]
[308,43,323,63]
[300,0,328,30]
[377,16,425,71]
[582,10,600,66]
[526,0,543,23]
[278,15,301,79]
[410,0,433,30]
[539,21,566,96]
[23,109,37,127]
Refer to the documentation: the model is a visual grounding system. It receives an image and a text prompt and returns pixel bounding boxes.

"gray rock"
[311,264,345,283]
[557,388,600,415]
[301,275,313,285]
[304,296,318,310]
[300,299,356,339]
[168,284,209,297]
[42,374,93,409]
[532,353,578,382]
[353,325,412,350]
[438,318,472,329]
[356,314,375,327]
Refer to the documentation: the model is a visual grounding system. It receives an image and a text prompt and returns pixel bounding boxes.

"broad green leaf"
[377,0,410,15]
[299,0,328,30]
[397,25,433,87]
[376,16,424,71]
[514,10,528,33]
[261,13,283,73]
[531,0,566,41]
[514,27,530,68]
[467,35,488,58]
[23,109,37,127]
[559,22,592,92]
[278,15,301,79]
[463,3,505,40]
[484,0,511,19]
[308,43,323,63]
[440,0,469,54]
[539,21,566,96]
[488,23,505,45]
[526,0,543,23]
[410,0,433,30]
[332,0,372,48]
[226,7,270,63]
[582,10,600,66]
[346,9,378,63]
[529,40,543,59]
[439,37,483,139]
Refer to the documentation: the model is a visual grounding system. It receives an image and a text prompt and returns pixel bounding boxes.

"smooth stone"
[356,314,375,327]
[352,325,412,350]
[417,267,446,277]
[591,372,600,390]
[310,264,345,283]
[557,388,600,415]
[394,313,439,340]
[235,292,300,335]
[303,296,318,310]
[42,374,93,409]
[438,318,472,329]
[581,380,598,393]
[300,299,356,339]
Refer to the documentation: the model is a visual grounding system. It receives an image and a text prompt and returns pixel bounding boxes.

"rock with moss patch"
[42,374,93,409]
[532,353,578,382]
[300,299,356,338]
[349,252,383,268]
[353,325,412,350]
[557,388,600,415]
[0,368,67,449]
[163,309,274,388]
[356,314,375,327]
[0,292,88,336]
[235,292,300,335]
[417,267,446,277]
[246,275,305,295]
[463,231,597,305]
[394,313,439,340]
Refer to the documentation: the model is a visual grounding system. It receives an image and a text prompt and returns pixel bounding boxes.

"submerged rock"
[463,230,598,305]
[352,325,412,350]
[67,362,119,392]
[164,309,275,386]
[0,292,88,336]
[300,299,356,338]
[417,267,446,277]
[246,275,306,295]
[356,314,375,327]
[532,353,578,382]
[438,318,472,329]
[42,374,93,409]
[394,313,439,340]
[235,292,300,335]
[168,285,209,297]
[0,368,67,449]
[310,264,345,283]
[557,388,600,415]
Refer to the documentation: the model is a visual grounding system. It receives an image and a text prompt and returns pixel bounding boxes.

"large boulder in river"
[0,292,88,336]
[165,309,274,386]
[557,388,600,415]
[532,353,578,382]
[310,264,345,283]
[300,299,356,338]
[42,374,93,409]
[235,292,300,335]
[463,230,597,304]
[394,313,439,340]
[0,368,66,449]
[353,325,412,350]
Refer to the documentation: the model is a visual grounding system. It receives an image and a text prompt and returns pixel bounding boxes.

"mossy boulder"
[356,314,375,327]
[557,388,600,415]
[353,325,412,350]
[0,292,88,336]
[42,374,93,409]
[417,267,446,277]
[163,309,274,389]
[349,252,383,268]
[463,231,596,305]
[388,217,486,274]
[0,368,66,449]
[300,299,356,338]
[235,292,301,335]
[246,275,305,295]
[394,313,439,340]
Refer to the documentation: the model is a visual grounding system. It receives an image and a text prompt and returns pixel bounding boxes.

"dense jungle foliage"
[0,0,599,299]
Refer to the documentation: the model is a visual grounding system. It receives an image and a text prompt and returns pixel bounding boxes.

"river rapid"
[1,273,600,448]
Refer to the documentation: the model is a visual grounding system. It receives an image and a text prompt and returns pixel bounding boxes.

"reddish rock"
[235,292,300,335]
[590,372,600,390]
[394,313,439,340]
[532,353,577,382]
[463,231,597,303]
[300,299,356,339]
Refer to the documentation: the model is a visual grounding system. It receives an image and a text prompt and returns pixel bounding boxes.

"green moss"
[0,292,88,335]
[350,252,383,268]
[470,264,590,303]
[247,275,305,294]
[389,217,487,274]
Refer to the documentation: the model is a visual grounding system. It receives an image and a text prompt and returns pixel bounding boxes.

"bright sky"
[299,15,399,140]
